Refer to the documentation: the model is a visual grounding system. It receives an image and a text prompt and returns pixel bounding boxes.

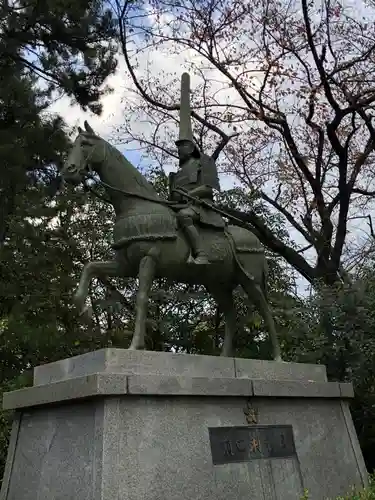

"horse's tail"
[224,228,264,289]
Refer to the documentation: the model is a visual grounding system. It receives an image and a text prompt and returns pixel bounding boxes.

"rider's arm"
[188,184,212,198]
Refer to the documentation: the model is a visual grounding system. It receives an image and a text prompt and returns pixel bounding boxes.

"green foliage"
[279,276,375,471]
[301,476,375,499]
[0,0,117,113]
[0,0,120,486]
[0,34,116,483]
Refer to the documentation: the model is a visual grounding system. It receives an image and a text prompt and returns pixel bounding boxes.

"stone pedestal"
[0,349,368,500]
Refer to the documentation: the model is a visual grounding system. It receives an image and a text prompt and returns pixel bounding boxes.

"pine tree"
[0,0,117,113]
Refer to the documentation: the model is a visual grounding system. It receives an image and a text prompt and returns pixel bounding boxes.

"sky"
[49,55,139,161]
[49,47,240,189]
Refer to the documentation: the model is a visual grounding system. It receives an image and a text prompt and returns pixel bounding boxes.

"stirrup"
[187,251,210,265]
[194,255,210,265]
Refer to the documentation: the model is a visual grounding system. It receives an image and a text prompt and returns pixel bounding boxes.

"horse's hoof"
[128,345,144,351]
[82,305,93,319]
[187,253,195,264]
[74,294,84,310]
[77,305,92,323]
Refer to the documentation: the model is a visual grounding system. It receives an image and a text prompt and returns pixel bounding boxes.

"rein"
[93,176,250,230]
[77,137,250,231]
[95,177,177,206]
[83,139,177,206]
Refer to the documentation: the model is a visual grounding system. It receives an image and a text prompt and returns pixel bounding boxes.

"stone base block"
[0,350,368,500]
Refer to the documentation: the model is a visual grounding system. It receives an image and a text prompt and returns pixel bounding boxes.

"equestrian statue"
[60,72,282,360]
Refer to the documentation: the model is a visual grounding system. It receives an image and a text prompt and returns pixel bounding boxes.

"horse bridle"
[60,137,257,241]
[64,133,177,206]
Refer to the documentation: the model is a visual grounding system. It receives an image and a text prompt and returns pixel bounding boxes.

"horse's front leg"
[74,260,122,317]
[129,251,158,350]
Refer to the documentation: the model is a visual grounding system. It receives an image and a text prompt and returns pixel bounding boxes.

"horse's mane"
[95,133,161,198]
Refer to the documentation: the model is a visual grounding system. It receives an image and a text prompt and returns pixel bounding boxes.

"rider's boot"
[182,220,210,265]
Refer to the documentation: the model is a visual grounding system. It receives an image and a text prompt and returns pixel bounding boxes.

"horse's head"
[62,121,162,207]
[61,121,104,185]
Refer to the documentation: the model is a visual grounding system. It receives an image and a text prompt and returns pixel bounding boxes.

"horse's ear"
[77,126,83,134]
[84,120,95,134]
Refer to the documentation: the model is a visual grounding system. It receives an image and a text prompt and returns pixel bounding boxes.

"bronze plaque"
[208,425,296,465]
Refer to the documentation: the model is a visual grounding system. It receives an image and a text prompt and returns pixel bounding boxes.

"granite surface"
[3,374,348,410]
[0,396,367,500]
[33,349,328,386]
[0,350,366,500]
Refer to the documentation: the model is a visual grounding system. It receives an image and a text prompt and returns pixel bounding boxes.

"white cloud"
[48,38,256,143]
[48,53,131,140]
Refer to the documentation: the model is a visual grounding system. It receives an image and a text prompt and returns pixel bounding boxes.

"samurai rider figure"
[169,73,225,265]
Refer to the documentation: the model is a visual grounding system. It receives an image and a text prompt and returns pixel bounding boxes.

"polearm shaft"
[172,187,251,228]
[178,73,194,144]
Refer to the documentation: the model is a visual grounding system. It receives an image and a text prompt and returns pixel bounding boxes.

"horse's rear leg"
[238,271,282,361]
[129,251,158,350]
[209,288,237,357]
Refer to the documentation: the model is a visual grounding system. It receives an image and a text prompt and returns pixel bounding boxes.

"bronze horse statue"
[60,121,282,360]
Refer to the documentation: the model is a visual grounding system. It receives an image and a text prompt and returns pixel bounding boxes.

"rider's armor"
[172,152,219,192]
[169,151,224,228]
[169,73,225,265]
